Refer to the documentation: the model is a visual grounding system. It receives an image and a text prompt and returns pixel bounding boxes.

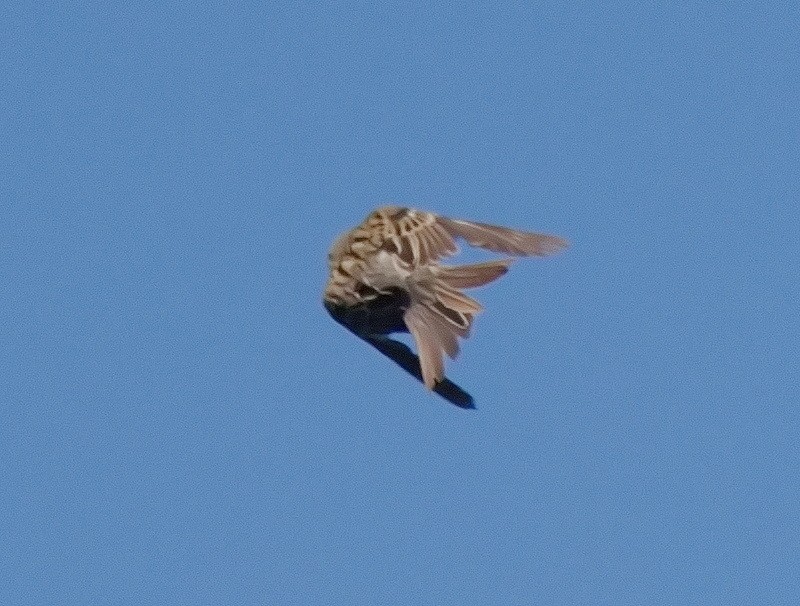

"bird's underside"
[324,291,475,408]
[323,205,568,408]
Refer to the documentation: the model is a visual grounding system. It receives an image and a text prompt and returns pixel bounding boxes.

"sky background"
[3,2,799,604]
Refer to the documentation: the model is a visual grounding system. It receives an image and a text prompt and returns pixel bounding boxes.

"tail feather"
[435,259,513,289]
[403,251,548,390]
[407,267,478,337]
[433,280,483,314]
[404,303,447,388]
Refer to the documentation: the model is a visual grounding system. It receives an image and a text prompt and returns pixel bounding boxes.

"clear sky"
[3,2,798,604]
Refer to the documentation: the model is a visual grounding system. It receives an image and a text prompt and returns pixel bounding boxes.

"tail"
[434,258,513,288]
[403,260,513,389]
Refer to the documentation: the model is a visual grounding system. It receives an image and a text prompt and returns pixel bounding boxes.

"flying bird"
[323,206,568,408]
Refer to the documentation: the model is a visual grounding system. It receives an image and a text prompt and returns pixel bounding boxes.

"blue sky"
[3,2,798,604]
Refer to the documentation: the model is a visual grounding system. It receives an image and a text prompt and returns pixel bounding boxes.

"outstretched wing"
[344,205,568,270]
[438,216,569,257]
[346,206,459,267]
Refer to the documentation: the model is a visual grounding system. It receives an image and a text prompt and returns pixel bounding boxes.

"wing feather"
[366,206,459,265]
[439,217,568,257]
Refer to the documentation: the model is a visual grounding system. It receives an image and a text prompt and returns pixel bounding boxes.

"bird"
[323,205,568,408]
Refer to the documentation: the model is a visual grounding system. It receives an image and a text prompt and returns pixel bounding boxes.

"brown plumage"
[323,206,568,408]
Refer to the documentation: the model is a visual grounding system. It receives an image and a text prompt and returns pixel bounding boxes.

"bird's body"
[324,205,567,408]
